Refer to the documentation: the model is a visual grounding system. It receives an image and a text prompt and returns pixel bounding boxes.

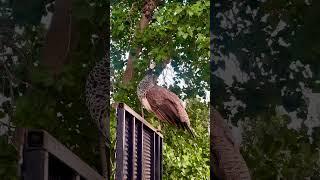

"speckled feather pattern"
[85,59,109,128]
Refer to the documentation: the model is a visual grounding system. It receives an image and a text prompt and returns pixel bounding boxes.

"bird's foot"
[141,106,145,119]
[156,125,162,133]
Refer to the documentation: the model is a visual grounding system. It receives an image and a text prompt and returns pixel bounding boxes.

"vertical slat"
[44,151,49,180]
[131,117,136,179]
[124,113,129,179]
[72,174,80,180]
[155,135,160,180]
[158,135,161,180]
[160,138,163,180]
[152,132,155,180]
[123,110,127,179]
[125,113,134,180]
[135,122,143,180]
[116,105,125,179]
[141,123,145,180]
[159,136,161,180]
[138,124,144,180]
[134,120,140,179]
[143,128,148,179]
[23,150,49,180]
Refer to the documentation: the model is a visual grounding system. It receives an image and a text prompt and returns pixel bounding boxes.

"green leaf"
[0,111,6,119]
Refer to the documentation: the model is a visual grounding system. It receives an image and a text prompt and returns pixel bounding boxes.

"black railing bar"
[25,129,104,180]
[152,132,156,180]
[141,124,145,180]
[136,121,143,180]
[115,103,163,138]
[130,116,136,179]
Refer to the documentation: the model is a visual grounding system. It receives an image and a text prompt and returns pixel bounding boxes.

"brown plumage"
[137,73,195,137]
[211,107,251,179]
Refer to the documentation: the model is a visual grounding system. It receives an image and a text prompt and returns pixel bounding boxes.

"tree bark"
[122,0,159,84]
[41,0,79,75]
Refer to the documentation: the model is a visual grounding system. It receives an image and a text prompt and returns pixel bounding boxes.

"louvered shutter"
[116,103,163,180]
[142,127,153,179]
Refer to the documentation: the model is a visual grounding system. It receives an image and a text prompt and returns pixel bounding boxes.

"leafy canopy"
[111,0,210,179]
[211,0,320,178]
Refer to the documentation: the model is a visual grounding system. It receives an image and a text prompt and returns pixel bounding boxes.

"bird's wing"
[145,86,190,129]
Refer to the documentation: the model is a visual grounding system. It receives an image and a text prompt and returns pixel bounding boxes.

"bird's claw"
[156,125,162,133]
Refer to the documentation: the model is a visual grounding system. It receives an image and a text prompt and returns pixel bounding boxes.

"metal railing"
[115,103,163,180]
[21,128,104,180]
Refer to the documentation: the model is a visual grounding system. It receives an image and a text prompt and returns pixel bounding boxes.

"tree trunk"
[41,0,79,75]
[122,0,159,84]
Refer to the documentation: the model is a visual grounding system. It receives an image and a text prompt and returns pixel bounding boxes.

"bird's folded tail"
[186,126,196,138]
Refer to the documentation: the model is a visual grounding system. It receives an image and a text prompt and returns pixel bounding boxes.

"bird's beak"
[146,68,153,75]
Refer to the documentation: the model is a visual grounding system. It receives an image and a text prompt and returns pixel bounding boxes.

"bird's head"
[137,62,158,98]
[146,60,156,75]
[140,73,157,87]
[145,60,158,83]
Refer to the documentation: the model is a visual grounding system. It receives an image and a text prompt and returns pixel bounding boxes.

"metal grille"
[143,128,153,179]
[48,154,75,180]
[116,103,163,180]
[124,117,129,179]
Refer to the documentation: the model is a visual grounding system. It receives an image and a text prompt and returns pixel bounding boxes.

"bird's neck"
[137,79,155,98]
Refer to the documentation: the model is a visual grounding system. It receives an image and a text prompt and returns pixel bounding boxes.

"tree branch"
[0,61,33,88]
[122,0,160,84]
[41,0,73,75]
